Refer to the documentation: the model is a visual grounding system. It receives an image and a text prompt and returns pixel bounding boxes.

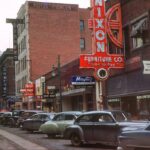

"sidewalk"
[0,135,23,150]
[0,129,48,150]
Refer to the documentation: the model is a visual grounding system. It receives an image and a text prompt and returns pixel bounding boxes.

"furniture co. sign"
[80,0,124,80]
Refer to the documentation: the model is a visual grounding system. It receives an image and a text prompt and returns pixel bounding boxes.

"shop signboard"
[143,61,150,74]
[43,86,56,99]
[20,83,35,97]
[71,76,95,85]
[80,0,124,80]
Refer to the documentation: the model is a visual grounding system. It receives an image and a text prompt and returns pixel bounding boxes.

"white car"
[39,111,82,138]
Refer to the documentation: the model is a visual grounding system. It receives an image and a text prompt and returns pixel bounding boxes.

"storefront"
[107,68,150,118]
[60,86,95,112]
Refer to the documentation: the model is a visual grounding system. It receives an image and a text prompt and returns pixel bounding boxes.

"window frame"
[80,38,85,50]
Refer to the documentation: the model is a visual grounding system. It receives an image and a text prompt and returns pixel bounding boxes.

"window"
[80,20,84,32]
[94,114,114,123]
[80,38,85,50]
[77,114,93,123]
[53,114,64,121]
[65,115,75,120]
[133,37,143,48]
[131,17,149,49]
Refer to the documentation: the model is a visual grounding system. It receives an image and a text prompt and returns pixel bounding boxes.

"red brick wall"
[27,2,91,81]
[79,8,92,54]
[121,0,150,24]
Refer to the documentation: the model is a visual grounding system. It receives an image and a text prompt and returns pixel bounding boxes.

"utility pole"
[58,55,62,112]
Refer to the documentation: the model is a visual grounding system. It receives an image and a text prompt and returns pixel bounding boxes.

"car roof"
[32,112,56,115]
[56,111,82,115]
[82,110,113,115]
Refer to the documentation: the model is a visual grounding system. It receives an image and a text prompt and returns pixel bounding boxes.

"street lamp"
[51,55,62,112]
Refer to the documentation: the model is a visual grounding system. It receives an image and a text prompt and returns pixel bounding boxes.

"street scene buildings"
[0,0,150,120]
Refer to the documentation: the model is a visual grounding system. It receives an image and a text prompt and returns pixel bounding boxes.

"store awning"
[56,87,93,97]
[130,18,147,37]
[107,69,150,99]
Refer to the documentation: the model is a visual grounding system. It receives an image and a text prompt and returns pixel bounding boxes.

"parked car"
[0,112,12,125]
[6,109,25,127]
[22,113,56,132]
[64,110,148,147]
[16,110,43,128]
[39,111,82,138]
[117,123,150,150]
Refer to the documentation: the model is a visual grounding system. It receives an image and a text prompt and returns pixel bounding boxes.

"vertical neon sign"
[80,0,124,80]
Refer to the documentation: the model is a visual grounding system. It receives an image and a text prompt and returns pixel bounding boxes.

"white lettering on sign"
[96,19,104,28]
[84,56,112,63]
[97,7,102,17]
[114,57,123,62]
[95,0,103,6]
[96,30,105,41]
[97,42,105,52]
[94,0,106,54]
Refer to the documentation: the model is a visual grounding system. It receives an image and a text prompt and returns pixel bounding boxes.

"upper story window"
[80,20,84,32]
[80,38,85,50]
[131,17,149,49]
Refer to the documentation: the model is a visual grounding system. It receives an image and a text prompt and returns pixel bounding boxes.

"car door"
[30,114,41,130]
[93,113,119,145]
[32,114,49,131]
[53,114,65,133]
[77,114,94,141]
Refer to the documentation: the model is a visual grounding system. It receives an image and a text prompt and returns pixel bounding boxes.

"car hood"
[118,121,149,132]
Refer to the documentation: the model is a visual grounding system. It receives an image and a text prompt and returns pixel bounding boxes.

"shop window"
[131,17,149,49]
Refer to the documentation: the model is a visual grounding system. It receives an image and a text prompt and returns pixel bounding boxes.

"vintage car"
[39,111,82,138]
[64,110,148,147]
[0,112,12,125]
[16,110,43,128]
[117,123,150,150]
[5,109,25,127]
[22,113,55,132]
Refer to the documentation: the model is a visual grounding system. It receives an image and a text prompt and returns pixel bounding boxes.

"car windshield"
[111,111,127,122]
[12,111,20,116]
[21,112,36,118]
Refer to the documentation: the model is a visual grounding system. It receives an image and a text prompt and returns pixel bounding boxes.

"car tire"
[8,119,15,128]
[71,133,82,147]
[47,134,56,138]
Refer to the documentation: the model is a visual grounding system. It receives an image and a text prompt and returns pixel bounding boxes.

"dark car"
[22,113,55,132]
[117,123,150,150]
[5,110,25,127]
[64,110,148,147]
[0,112,12,125]
[16,110,43,128]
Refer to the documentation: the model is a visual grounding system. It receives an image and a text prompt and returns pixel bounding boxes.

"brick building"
[41,0,150,116]
[0,49,16,110]
[106,0,150,119]
[9,1,91,109]
[44,58,95,112]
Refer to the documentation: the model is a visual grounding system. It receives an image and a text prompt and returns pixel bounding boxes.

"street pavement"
[0,135,23,150]
[0,126,115,150]
[0,129,47,150]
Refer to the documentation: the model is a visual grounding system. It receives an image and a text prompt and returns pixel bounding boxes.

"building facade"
[40,0,150,117]
[12,1,91,109]
[106,0,150,119]
[43,58,95,112]
[0,49,16,110]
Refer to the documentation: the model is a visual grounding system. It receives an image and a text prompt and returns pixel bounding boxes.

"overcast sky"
[0,0,90,53]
